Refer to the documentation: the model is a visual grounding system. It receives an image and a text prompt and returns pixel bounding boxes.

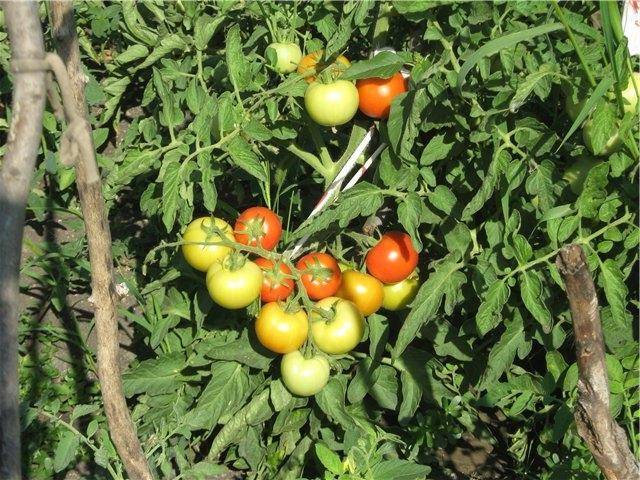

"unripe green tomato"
[381,275,420,311]
[304,80,359,127]
[206,259,263,309]
[310,297,364,354]
[564,95,586,122]
[563,157,600,194]
[621,71,640,114]
[267,42,302,74]
[280,350,330,396]
[582,119,621,157]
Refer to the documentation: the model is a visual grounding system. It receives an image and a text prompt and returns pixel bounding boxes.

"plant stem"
[306,119,334,170]
[552,0,596,88]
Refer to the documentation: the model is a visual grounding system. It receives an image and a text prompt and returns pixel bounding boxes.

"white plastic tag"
[622,0,640,56]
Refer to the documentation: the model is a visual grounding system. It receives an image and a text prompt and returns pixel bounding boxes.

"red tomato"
[254,257,295,302]
[234,207,282,251]
[356,72,407,119]
[365,231,419,283]
[295,252,342,300]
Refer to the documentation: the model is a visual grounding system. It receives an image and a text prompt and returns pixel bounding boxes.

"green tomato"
[206,257,263,309]
[621,71,640,114]
[582,118,621,157]
[267,42,302,74]
[382,276,420,311]
[564,95,586,122]
[280,350,330,396]
[563,157,600,194]
[310,297,364,355]
[304,80,359,127]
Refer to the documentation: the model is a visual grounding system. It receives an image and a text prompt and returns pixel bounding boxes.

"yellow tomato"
[336,270,384,316]
[182,217,234,272]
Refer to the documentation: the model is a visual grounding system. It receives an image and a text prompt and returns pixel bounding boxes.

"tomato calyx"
[235,216,268,246]
[221,251,249,272]
[299,258,336,284]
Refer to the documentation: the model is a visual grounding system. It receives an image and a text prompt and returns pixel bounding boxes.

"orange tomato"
[255,302,308,354]
[336,270,384,316]
[356,72,407,119]
[297,50,350,83]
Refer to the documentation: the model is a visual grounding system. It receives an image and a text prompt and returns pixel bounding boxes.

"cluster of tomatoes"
[180,207,420,397]
[267,43,408,125]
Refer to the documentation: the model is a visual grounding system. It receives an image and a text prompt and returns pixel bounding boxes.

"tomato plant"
[234,206,282,251]
[304,80,359,127]
[365,231,419,284]
[255,303,308,354]
[280,351,330,397]
[310,297,364,355]
[9,1,639,479]
[296,252,342,300]
[206,255,263,309]
[356,72,407,119]
[336,269,384,316]
[253,257,294,302]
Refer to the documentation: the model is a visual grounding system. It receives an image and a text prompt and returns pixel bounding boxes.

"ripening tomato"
[382,275,420,311]
[281,350,330,396]
[296,252,342,300]
[266,42,302,74]
[297,50,350,83]
[305,80,359,127]
[366,231,419,284]
[254,257,294,302]
[255,302,308,354]
[356,72,407,119]
[234,207,282,251]
[310,297,364,354]
[336,270,383,316]
[206,255,263,309]
[182,217,234,272]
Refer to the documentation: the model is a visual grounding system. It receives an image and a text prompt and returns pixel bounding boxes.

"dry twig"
[49,1,153,479]
[0,2,47,478]
[556,244,639,480]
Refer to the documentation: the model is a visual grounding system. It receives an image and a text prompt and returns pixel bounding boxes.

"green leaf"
[187,362,249,431]
[398,369,422,425]
[520,270,552,333]
[315,443,343,475]
[461,148,509,221]
[371,459,430,480]
[226,137,267,182]
[122,352,185,397]
[194,15,225,50]
[419,134,455,166]
[458,23,563,91]
[587,102,617,155]
[201,332,274,370]
[397,192,423,251]
[510,64,562,112]
[476,280,510,336]
[341,51,405,80]
[316,377,359,431]
[478,311,526,390]
[53,430,79,473]
[135,34,186,71]
[370,365,399,410]
[292,183,384,240]
[207,389,272,460]
[161,160,182,232]
[394,256,465,357]
[600,259,630,335]
[577,162,609,219]
[387,88,429,160]
[225,25,250,91]
[116,44,149,64]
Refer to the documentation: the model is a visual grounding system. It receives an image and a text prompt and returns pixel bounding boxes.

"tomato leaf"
[341,51,405,80]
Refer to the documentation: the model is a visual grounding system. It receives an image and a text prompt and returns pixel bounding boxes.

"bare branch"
[556,244,640,480]
[49,2,154,479]
[0,1,47,478]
